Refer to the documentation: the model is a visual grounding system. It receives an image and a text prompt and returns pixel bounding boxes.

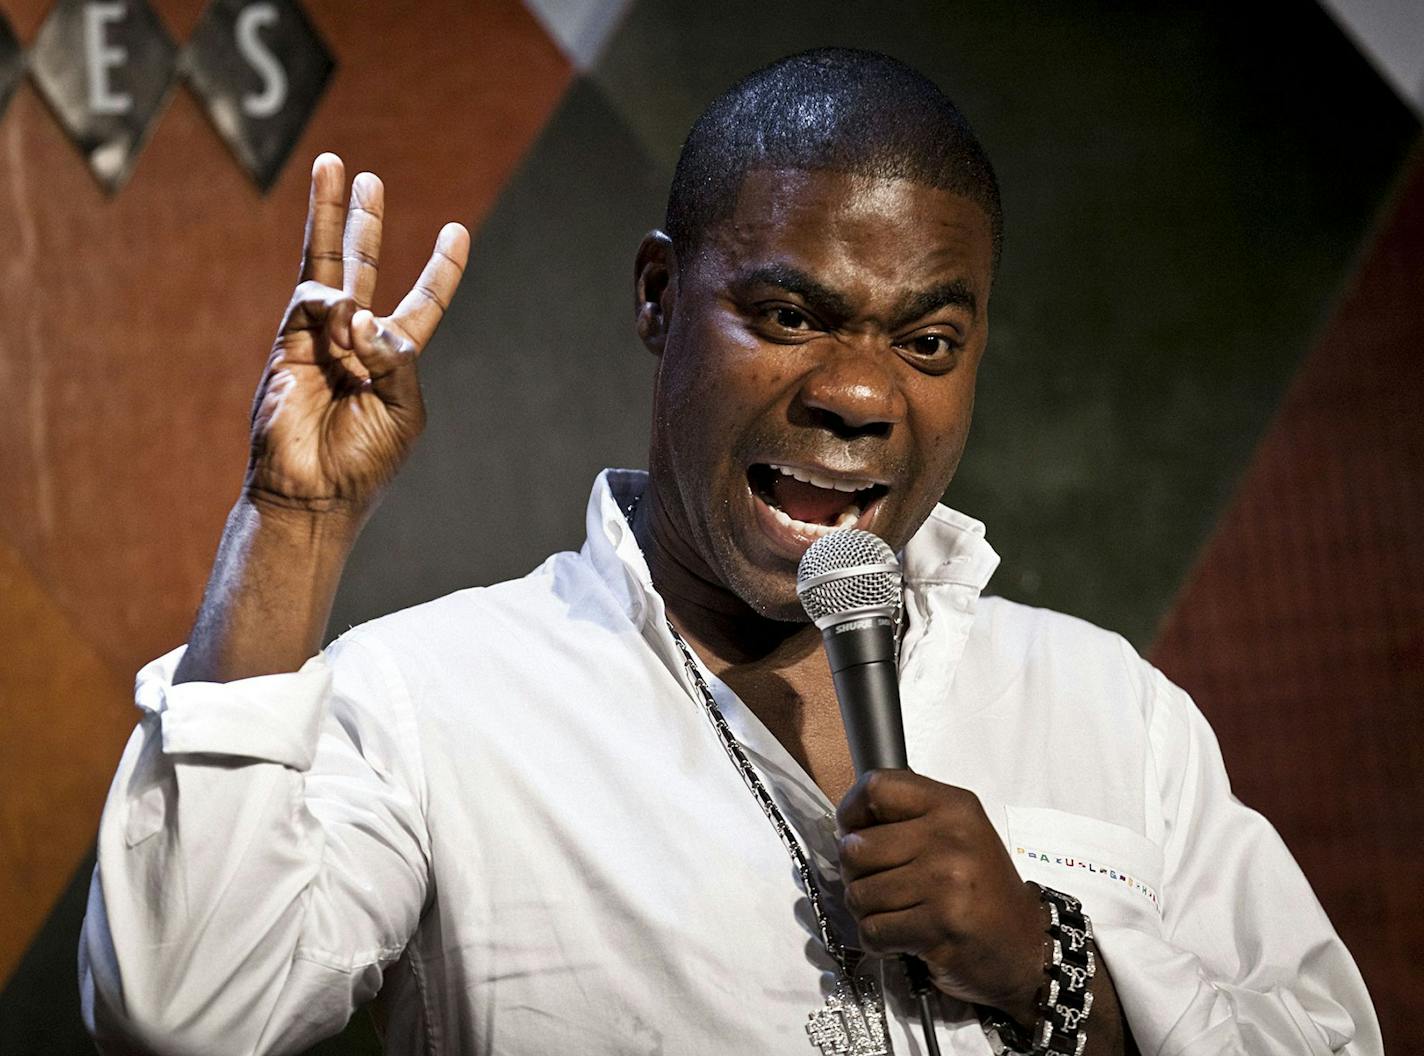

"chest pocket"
[1005,806,1164,927]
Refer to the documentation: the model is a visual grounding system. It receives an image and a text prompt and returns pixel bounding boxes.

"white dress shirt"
[80,469,1379,1055]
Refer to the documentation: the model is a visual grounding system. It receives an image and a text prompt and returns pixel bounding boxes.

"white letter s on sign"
[237,3,287,119]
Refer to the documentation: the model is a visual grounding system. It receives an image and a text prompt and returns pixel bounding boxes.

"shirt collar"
[581,468,1000,633]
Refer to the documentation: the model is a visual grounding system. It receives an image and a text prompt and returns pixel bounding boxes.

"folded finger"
[389,222,470,349]
[836,770,932,833]
[343,172,385,309]
[351,309,421,412]
[855,905,929,957]
[300,153,346,287]
[283,280,356,349]
[844,863,926,920]
[837,819,924,880]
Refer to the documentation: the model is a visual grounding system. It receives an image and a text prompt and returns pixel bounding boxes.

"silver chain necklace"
[628,484,893,1054]
[664,623,892,1056]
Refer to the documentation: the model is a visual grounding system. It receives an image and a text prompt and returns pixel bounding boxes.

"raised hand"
[245,153,470,518]
[173,155,470,684]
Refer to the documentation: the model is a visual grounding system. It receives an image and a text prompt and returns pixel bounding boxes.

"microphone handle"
[820,614,908,773]
[829,661,909,772]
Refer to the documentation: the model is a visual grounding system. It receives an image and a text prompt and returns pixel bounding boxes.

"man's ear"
[634,230,676,356]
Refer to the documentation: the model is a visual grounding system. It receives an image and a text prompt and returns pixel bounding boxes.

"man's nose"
[795,341,907,435]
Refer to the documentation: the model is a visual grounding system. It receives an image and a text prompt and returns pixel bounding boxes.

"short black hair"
[666,48,1003,270]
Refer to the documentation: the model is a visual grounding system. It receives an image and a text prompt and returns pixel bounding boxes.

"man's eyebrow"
[889,280,978,330]
[729,265,854,323]
[732,266,979,330]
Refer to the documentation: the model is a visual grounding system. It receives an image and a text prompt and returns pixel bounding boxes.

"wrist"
[223,495,364,609]
[235,489,367,549]
[981,885,1098,1056]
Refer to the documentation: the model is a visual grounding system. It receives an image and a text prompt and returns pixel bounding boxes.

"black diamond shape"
[184,0,335,193]
[28,0,179,192]
[0,13,20,121]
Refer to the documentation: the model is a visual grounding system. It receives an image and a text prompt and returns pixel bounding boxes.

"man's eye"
[903,334,956,358]
[770,306,810,330]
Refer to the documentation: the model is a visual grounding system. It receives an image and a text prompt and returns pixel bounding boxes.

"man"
[80,50,1376,1055]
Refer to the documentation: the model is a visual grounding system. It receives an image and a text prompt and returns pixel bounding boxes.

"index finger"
[299,153,346,287]
[835,770,932,832]
[387,222,470,350]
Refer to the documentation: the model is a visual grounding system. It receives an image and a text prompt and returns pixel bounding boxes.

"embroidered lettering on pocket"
[1006,806,1164,921]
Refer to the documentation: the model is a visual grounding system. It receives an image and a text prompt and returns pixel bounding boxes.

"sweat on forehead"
[665,47,1003,270]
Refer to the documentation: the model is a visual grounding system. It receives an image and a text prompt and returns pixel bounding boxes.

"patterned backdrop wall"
[0,1,1419,1052]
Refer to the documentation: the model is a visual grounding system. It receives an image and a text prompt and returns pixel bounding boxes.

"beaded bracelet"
[981,884,1097,1056]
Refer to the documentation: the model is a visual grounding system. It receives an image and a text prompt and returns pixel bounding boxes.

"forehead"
[699,168,994,301]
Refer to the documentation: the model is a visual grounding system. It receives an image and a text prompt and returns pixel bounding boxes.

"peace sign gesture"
[245,153,470,517]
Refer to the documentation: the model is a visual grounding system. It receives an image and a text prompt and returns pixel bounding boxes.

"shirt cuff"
[136,646,333,771]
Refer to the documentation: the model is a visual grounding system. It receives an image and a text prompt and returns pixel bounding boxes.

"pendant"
[806,974,891,1055]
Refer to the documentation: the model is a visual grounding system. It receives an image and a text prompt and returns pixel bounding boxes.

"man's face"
[647,168,994,621]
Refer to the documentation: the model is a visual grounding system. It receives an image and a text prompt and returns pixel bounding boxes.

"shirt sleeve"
[79,633,431,1056]
[1099,663,1382,1056]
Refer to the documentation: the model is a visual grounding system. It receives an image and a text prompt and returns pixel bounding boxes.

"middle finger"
[343,172,385,310]
[845,863,926,919]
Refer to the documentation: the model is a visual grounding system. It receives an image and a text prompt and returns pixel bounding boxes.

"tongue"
[769,475,854,525]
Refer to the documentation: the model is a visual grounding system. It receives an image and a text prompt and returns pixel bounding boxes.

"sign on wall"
[2,0,333,192]
[0,16,19,117]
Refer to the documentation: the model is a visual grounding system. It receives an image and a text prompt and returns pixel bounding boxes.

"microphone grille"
[796,529,901,622]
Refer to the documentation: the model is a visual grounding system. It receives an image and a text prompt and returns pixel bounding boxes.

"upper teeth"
[768,464,873,492]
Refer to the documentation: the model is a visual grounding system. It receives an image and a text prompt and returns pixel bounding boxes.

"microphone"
[796,529,907,774]
[798,530,943,1055]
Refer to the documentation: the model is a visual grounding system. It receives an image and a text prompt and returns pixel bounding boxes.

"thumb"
[351,310,423,413]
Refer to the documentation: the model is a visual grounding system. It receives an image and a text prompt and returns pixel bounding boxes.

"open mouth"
[748,463,889,538]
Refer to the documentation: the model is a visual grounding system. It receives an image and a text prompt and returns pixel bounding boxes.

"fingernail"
[370,320,399,354]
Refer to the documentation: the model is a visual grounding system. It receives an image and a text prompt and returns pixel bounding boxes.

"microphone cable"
[903,956,942,1056]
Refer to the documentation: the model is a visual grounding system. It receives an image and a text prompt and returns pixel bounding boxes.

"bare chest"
[718,665,857,806]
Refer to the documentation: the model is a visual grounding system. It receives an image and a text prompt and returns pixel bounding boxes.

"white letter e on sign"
[84,1,132,115]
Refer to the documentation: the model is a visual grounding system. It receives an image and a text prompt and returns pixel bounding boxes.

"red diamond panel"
[0,0,570,985]
[1152,147,1424,1051]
